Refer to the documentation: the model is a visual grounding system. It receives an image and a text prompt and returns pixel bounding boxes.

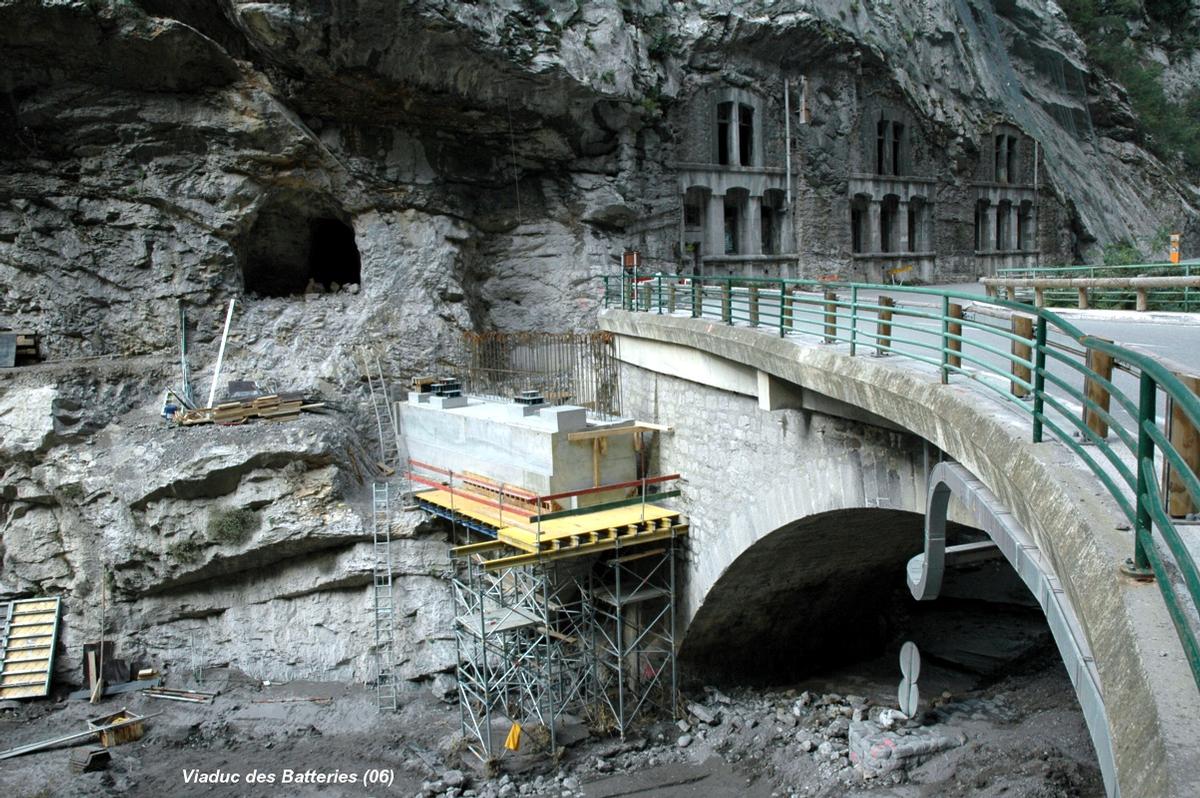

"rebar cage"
[462,331,622,419]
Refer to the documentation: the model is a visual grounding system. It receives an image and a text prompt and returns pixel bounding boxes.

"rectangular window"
[724,204,738,254]
[994,136,1004,183]
[851,207,864,253]
[1006,136,1018,184]
[974,201,988,251]
[891,123,904,176]
[717,103,732,165]
[761,207,775,254]
[876,121,887,175]
[684,203,702,229]
[738,105,754,166]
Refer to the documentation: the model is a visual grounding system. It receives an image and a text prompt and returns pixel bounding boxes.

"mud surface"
[0,627,1101,798]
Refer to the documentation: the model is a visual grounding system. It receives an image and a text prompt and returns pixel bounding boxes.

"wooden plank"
[566,423,673,442]
[482,523,688,571]
[1166,373,1200,517]
[67,677,161,701]
[1083,339,1115,438]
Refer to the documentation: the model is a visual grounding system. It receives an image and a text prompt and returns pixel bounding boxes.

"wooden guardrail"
[982,275,1200,311]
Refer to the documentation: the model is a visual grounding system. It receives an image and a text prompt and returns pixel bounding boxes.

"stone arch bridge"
[600,309,1200,798]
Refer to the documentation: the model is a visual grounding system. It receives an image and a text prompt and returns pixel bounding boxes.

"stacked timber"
[176,392,325,427]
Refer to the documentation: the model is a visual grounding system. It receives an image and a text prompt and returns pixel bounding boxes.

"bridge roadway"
[600,304,1200,798]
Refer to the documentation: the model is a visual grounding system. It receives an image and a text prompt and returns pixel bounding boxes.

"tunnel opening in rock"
[241,202,360,297]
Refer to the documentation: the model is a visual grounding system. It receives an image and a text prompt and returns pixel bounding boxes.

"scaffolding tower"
[419,465,686,764]
[584,538,678,738]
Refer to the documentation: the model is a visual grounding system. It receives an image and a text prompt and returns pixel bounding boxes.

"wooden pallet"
[0,597,61,699]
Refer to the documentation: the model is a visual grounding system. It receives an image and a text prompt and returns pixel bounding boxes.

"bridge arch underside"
[681,507,944,682]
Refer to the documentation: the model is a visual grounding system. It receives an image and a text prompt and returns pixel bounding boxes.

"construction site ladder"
[360,350,400,472]
[358,349,413,500]
[372,481,398,712]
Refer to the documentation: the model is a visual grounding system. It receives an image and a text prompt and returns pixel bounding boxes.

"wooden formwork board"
[418,488,680,552]
[0,597,61,699]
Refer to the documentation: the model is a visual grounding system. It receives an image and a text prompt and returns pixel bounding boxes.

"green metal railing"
[604,273,1200,690]
[996,260,1199,311]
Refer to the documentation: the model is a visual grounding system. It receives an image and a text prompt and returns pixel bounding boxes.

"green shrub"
[1102,239,1143,266]
[1061,0,1200,174]
[206,508,260,545]
[168,537,205,564]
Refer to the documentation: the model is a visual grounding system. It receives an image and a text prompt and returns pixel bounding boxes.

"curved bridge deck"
[599,285,1200,798]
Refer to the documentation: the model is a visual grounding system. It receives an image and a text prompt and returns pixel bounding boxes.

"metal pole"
[1134,373,1156,574]
[784,77,792,208]
[849,286,858,357]
[178,300,194,408]
[542,564,556,754]
[1032,316,1047,443]
[939,295,950,385]
[669,531,677,722]
[206,297,236,409]
[614,541,624,738]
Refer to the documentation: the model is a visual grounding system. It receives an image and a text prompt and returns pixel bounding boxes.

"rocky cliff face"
[1,0,1197,687]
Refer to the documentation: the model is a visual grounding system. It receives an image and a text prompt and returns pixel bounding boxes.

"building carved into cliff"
[667,72,1070,284]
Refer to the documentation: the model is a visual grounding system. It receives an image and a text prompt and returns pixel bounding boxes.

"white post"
[206,298,236,409]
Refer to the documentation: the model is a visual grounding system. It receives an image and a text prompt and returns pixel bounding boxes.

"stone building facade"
[666,73,1071,283]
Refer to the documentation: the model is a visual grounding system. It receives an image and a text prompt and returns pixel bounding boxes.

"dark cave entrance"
[241,203,361,297]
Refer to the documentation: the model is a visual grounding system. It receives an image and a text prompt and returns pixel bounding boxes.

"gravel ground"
[0,631,1102,798]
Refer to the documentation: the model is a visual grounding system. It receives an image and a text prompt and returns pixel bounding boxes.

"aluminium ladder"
[372,481,398,711]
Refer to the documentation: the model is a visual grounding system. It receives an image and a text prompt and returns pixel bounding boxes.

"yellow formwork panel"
[416,489,530,531]
[419,488,686,568]
[417,489,679,552]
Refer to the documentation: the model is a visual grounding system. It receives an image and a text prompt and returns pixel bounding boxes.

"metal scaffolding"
[583,538,678,738]
[451,555,592,763]
[447,523,682,764]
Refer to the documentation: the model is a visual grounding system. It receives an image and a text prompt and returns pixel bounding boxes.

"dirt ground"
[0,633,1102,798]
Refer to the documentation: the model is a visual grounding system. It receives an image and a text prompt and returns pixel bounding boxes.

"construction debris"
[143,686,217,704]
[0,597,61,700]
[69,746,111,773]
[0,712,161,760]
[174,392,326,426]
[250,696,333,705]
[68,677,161,700]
